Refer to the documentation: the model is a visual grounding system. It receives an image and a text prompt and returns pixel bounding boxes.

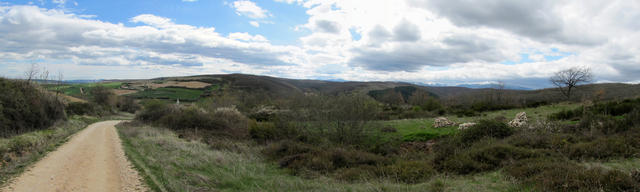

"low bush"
[116,96,140,113]
[135,100,249,139]
[66,102,97,116]
[436,140,538,174]
[402,132,439,142]
[263,141,389,175]
[566,136,638,160]
[548,107,583,121]
[381,160,435,184]
[506,158,639,192]
[458,119,513,144]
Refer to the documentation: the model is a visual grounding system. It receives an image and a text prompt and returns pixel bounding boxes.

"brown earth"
[1,121,148,192]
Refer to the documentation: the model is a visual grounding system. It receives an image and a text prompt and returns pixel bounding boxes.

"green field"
[128,87,204,101]
[46,82,122,97]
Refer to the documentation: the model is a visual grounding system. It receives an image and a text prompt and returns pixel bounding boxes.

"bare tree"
[24,63,39,82]
[492,80,506,103]
[550,66,593,99]
[55,71,64,98]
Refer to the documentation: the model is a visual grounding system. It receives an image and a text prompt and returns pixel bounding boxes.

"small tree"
[550,66,593,99]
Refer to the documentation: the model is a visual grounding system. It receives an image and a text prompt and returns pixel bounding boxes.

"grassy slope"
[46,82,122,97]
[386,103,579,140]
[117,124,522,192]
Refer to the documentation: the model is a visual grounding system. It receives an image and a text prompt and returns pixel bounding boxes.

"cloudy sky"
[1,0,639,88]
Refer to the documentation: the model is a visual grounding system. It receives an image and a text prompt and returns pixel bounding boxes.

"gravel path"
[1,120,147,192]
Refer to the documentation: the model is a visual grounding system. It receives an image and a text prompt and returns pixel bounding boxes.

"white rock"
[508,112,528,128]
[433,117,455,128]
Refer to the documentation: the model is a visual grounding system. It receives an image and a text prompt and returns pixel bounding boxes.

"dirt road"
[1,121,147,192]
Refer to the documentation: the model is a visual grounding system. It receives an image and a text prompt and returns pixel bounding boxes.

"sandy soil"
[1,121,148,192]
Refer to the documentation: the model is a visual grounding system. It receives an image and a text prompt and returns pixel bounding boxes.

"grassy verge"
[117,123,522,192]
[45,82,122,97]
[0,116,99,185]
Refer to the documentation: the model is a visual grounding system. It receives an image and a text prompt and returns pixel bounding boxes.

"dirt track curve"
[1,120,147,192]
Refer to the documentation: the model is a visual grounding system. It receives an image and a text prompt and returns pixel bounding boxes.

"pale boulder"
[508,112,528,128]
[433,117,455,128]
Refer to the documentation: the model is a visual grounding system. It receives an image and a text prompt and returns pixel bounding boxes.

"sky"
[1,0,639,89]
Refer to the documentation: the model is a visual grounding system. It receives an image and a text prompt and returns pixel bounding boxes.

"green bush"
[402,132,439,142]
[136,100,249,138]
[436,140,537,174]
[116,96,140,113]
[136,100,170,122]
[566,136,638,160]
[381,160,435,183]
[66,102,97,116]
[0,78,66,137]
[264,141,388,174]
[506,158,639,192]
[458,119,513,144]
[548,107,583,121]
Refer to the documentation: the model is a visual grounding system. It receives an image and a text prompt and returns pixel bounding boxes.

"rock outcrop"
[433,117,455,128]
[508,112,528,128]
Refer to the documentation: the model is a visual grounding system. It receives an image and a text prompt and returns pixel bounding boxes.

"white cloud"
[249,21,260,27]
[0,5,305,80]
[182,0,198,2]
[2,1,640,88]
[271,0,640,87]
[231,0,270,19]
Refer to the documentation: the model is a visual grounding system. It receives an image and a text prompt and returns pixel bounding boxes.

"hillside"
[103,74,640,105]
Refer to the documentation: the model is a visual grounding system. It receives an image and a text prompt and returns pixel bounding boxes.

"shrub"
[436,140,537,174]
[263,141,389,175]
[566,136,638,160]
[632,169,640,183]
[381,160,435,183]
[136,100,170,122]
[135,100,249,138]
[334,165,376,181]
[116,96,140,113]
[66,102,98,116]
[402,132,439,142]
[0,78,65,137]
[548,107,583,121]
[249,120,300,143]
[90,86,117,107]
[506,158,639,192]
[458,119,513,144]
